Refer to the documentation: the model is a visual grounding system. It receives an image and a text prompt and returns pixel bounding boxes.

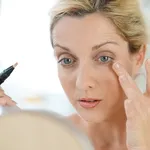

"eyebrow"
[92,41,119,51]
[53,41,119,52]
[53,44,70,51]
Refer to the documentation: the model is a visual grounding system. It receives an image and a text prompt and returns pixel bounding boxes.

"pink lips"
[78,98,101,108]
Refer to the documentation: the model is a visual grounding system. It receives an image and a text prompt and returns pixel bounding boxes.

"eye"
[58,57,75,66]
[98,56,113,63]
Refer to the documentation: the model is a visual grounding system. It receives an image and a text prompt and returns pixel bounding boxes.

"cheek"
[58,70,69,89]
[58,68,75,99]
[101,64,132,103]
[99,70,121,91]
[119,57,134,77]
[97,66,124,99]
[105,76,123,96]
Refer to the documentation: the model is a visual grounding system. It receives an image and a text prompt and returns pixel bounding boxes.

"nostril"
[88,86,92,88]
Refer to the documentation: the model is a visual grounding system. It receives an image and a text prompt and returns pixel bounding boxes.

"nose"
[76,64,96,91]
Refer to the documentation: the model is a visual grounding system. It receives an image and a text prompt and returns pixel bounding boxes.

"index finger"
[112,62,141,99]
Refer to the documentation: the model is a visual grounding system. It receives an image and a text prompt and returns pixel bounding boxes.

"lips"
[78,98,101,108]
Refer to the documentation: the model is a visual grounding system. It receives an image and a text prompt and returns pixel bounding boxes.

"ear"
[136,44,146,66]
[132,44,146,77]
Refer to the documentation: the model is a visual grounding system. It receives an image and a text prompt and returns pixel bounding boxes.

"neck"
[83,107,127,149]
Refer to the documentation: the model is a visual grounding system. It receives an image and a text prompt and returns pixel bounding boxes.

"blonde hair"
[50,0,148,53]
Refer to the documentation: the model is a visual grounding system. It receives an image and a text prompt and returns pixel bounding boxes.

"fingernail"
[114,62,120,70]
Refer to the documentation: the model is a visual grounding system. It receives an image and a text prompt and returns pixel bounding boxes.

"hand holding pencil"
[0,63,18,106]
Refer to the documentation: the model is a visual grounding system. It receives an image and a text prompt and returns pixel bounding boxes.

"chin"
[76,109,109,123]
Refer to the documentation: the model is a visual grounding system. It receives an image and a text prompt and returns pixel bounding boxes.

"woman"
[1,0,150,150]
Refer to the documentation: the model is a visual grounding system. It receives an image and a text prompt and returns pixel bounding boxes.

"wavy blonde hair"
[50,0,148,53]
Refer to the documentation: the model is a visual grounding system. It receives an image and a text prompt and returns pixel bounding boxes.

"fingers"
[124,98,144,120]
[0,95,16,106]
[145,59,150,95]
[0,88,16,106]
[112,62,141,100]
[124,99,136,119]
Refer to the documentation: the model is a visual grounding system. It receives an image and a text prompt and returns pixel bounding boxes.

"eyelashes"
[97,56,113,64]
[57,55,114,67]
[58,57,76,66]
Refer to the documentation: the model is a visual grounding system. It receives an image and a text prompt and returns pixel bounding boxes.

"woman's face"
[53,13,142,122]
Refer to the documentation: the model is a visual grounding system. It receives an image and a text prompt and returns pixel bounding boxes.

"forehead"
[52,13,126,47]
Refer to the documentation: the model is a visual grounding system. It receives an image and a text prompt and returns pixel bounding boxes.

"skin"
[1,13,149,150]
[113,60,150,150]
[52,13,145,150]
[0,88,16,106]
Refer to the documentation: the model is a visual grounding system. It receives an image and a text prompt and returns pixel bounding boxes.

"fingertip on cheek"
[113,62,120,69]
[112,62,121,73]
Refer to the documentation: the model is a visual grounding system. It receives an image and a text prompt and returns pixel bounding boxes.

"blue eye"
[58,58,74,66]
[98,56,112,63]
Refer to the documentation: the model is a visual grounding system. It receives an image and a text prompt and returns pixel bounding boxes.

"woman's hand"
[113,60,150,150]
[0,88,16,106]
